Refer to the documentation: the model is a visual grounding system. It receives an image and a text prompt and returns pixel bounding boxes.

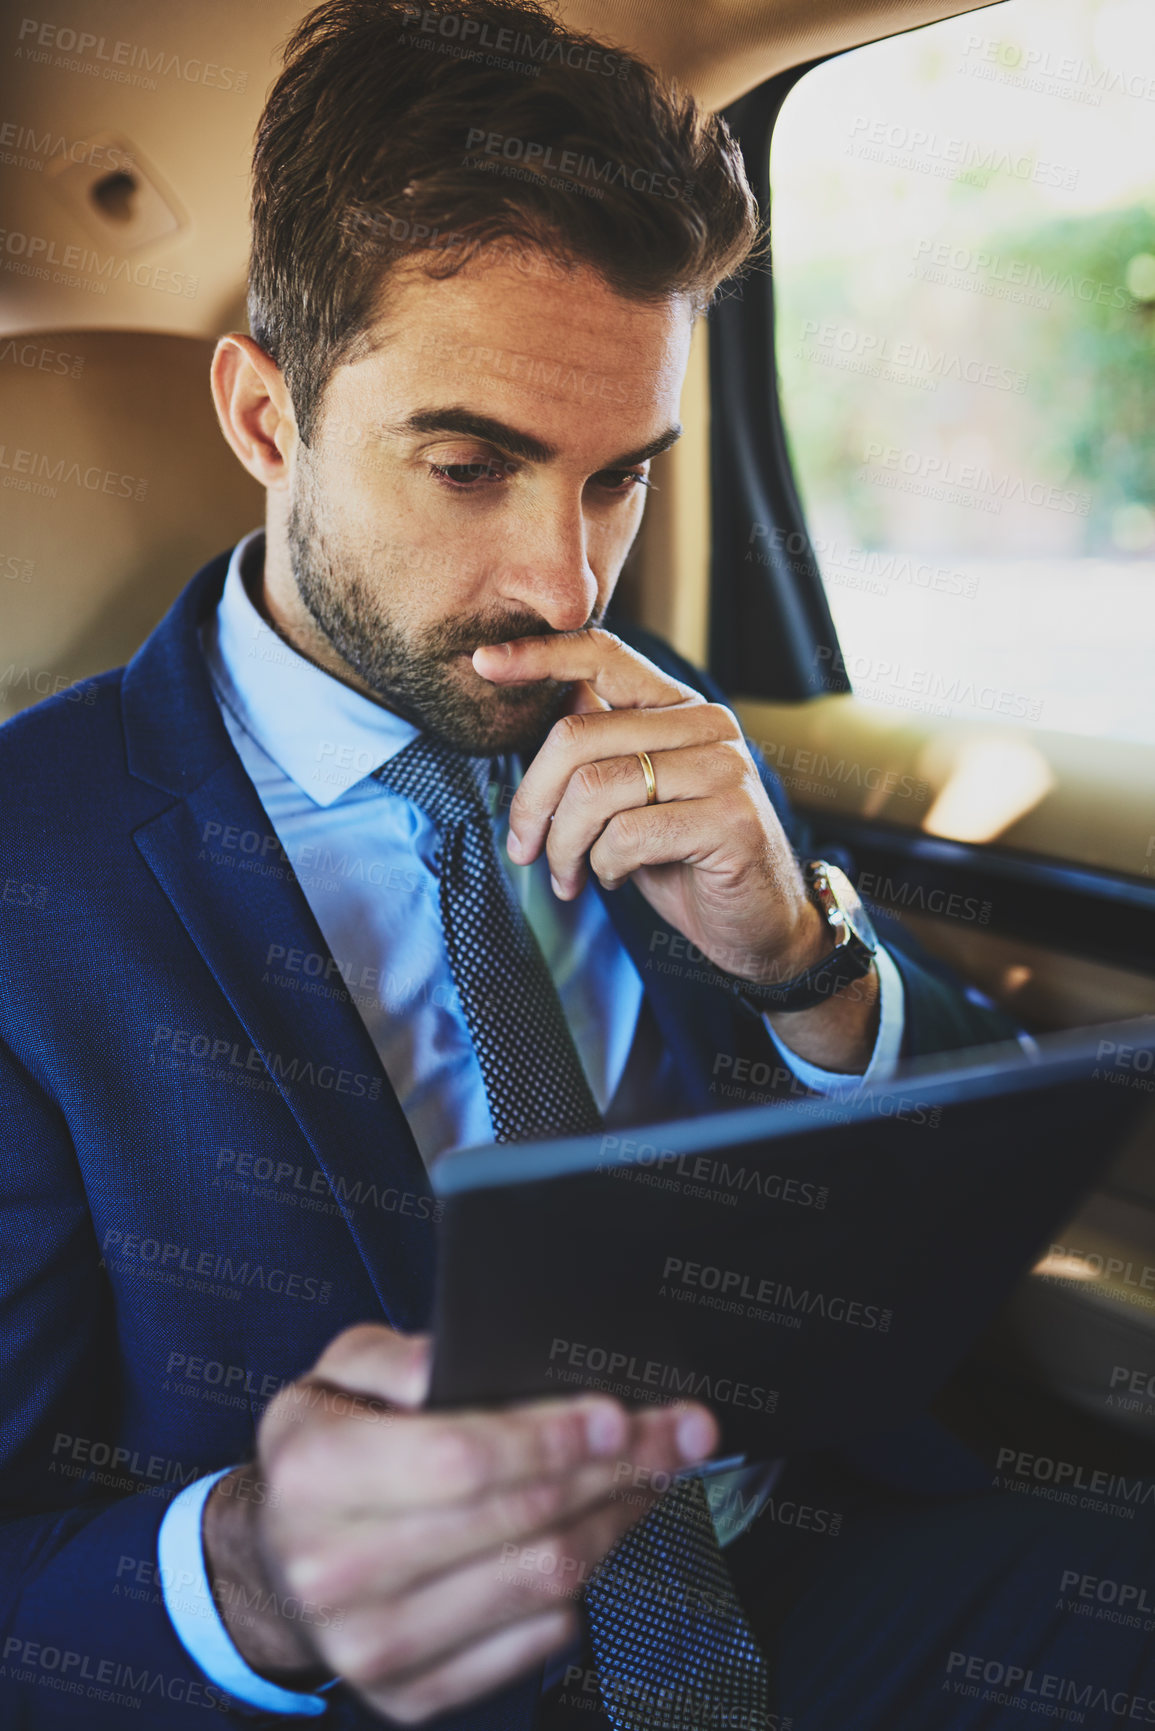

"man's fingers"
[510,702,741,861]
[268,1390,714,1523]
[258,1324,431,1460]
[564,677,612,718]
[325,1495,635,1689]
[314,1324,433,1407]
[627,1399,719,1470]
[473,627,694,711]
[588,795,758,891]
[265,1384,634,1513]
[278,1455,631,1603]
[545,742,753,898]
[280,1397,715,1601]
[319,1475,683,1706]
[366,1606,577,1725]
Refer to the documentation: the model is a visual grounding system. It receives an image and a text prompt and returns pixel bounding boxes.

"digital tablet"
[428,1018,1155,1457]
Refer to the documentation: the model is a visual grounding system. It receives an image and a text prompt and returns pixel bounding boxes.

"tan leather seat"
[0,329,261,719]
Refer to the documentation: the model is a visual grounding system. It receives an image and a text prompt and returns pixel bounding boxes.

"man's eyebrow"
[608,425,683,469]
[388,407,682,469]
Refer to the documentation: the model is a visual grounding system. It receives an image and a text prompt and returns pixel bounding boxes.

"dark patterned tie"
[373,733,601,1143]
[376,733,769,1728]
[585,1473,770,1731]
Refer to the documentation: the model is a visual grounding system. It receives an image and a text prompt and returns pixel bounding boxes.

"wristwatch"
[714,859,879,1015]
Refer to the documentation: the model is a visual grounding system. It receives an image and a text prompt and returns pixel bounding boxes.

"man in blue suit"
[0,2,1022,1726]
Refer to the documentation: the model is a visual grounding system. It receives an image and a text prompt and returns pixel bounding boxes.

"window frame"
[710,25,1155,974]
[707,65,851,702]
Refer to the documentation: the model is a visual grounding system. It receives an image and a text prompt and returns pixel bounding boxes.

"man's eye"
[595,469,652,494]
[429,461,509,488]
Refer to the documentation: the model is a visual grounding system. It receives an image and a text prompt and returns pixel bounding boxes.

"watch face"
[819,863,879,955]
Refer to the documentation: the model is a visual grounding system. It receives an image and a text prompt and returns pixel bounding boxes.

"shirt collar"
[203,528,425,808]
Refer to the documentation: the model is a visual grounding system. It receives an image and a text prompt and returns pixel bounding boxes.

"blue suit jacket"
[0,550,1016,1727]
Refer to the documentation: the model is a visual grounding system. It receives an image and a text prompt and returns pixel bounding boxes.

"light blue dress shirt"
[157,528,905,1714]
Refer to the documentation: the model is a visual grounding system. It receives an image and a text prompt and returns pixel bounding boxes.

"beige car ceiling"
[0,0,1004,341]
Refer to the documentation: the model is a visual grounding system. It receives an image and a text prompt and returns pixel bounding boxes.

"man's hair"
[248,0,763,443]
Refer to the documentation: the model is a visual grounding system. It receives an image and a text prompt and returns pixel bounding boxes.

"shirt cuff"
[761,943,905,1094]
[158,1467,335,1717]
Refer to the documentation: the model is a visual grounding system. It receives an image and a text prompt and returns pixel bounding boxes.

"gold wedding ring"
[636,749,658,806]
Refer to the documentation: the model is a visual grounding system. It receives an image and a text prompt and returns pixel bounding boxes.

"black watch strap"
[707,859,876,1013]
[714,941,875,1015]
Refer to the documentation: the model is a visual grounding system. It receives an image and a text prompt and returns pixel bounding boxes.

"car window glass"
[770,0,1155,744]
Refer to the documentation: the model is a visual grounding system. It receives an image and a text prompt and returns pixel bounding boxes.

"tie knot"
[373,732,493,832]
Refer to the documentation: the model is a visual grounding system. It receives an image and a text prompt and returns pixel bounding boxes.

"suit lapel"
[123,552,436,1330]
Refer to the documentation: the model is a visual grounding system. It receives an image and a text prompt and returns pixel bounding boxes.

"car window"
[769,0,1155,745]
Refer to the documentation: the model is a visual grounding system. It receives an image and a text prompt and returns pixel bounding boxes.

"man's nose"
[497,505,600,633]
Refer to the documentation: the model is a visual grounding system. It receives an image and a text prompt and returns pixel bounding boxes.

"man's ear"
[210,334,298,490]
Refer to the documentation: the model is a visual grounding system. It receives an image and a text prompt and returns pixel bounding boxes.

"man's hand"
[203,1324,718,1723]
[474,628,879,1072]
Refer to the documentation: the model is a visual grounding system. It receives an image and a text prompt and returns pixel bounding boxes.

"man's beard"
[288,463,594,757]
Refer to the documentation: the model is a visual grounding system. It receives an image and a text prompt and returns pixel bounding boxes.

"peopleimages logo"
[746,524,980,600]
[1046,1229,1155,1292]
[1060,1568,1155,1618]
[0,122,133,173]
[15,18,249,92]
[0,444,147,501]
[416,329,631,406]
[855,870,991,925]
[0,1638,230,1715]
[0,334,84,376]
[755,740,929,802]
[0,226,197,297]
[546,1338,778,1415]
[1110,1365,1155,1400]
[400,6,629,78]
[911,236,1130,309]
[150,1024,382,1101]
[101,1228,334,1306]
[796,318,1028,394]
[995,1445,1155,1515]
[945,1649,1155,1720]
[0,665,96,706]
[464,128,691,200]
[661,1256,892,1333]
[958,32,1155,106]
[846,115,1079,189]
[815,645,1044,722]
[859,439,1091,516]
[597,1131,829,1210]
[51,1431,200,1490]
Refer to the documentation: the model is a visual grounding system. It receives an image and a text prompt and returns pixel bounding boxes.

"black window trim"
[815,816,1155,976]
[708,64,842,702]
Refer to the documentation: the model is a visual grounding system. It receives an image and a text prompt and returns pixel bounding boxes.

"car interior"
[3,0,1154,1497]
